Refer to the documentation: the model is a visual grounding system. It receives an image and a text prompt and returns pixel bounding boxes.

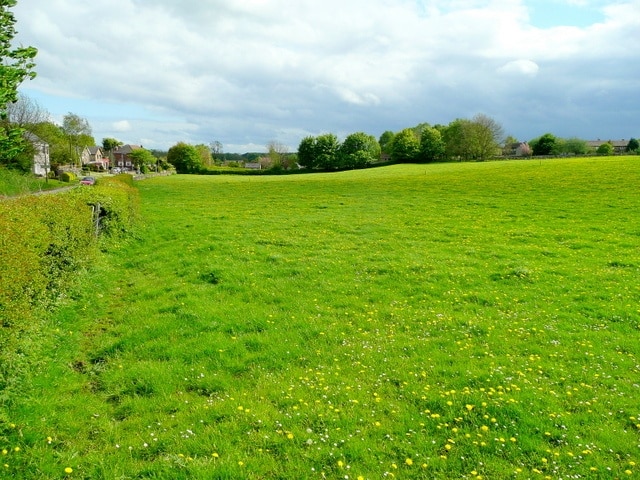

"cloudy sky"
[13,0,640,153]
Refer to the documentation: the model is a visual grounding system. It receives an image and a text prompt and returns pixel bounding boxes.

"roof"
[24,132,47,144]
[586,139,628,148]
[113,144,143,154]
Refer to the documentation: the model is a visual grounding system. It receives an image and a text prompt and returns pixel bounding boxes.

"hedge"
[0,176,139,399]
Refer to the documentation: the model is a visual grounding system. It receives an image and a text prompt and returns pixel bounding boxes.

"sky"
[12,0,640,153]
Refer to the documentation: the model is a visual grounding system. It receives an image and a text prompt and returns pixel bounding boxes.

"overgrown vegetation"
[0,166,64,196]
[0,174,139,404]
[2,157,638,478]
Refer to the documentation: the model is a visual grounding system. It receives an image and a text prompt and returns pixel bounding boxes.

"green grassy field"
[0,168,66,196]
[3,157,640,479]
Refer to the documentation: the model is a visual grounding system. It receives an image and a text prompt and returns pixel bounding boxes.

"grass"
[0,167,66,197]
[2,157,640,479]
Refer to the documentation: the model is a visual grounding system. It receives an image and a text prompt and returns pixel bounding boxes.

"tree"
[531,133,559,156]
[0,0,38,169]
[195,144,213,168]
[314,133,340,170]
[266,140,292,170]
[470,114,504,160]
[339,132,380,169]
[390,128,420,163]
[7,93,48,127]
[167,142,202,173]
[562,137,588,155]
[626,138,639,153]
[419,127,445,163]
[127,148,156,172]
[378,131,395,156]
[102,137,122,163]
[61,113,93,165]
[596,142,614,156]
[297,136,316,169]
[442,119,475,160]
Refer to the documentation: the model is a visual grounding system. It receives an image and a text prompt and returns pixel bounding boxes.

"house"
[244,162,262,170]
[112,144,143,171]
[586,139,629,153]
[24,132,50,177]
[504,142,531,157]
[81,146,109,170]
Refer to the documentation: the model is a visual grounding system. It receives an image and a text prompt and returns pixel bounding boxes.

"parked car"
[80,176,96,185]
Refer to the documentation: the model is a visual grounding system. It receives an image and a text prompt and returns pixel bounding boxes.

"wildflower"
[466,404,474,411]
[405,458,413,466]
[64,467,73,474]
[212,452,219,458]
[286,433,294,439]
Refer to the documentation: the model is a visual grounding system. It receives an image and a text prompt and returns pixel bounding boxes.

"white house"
[25,132,50,177]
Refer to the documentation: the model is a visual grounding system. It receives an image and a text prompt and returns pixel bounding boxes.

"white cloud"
[112,120,132,132]
[497,60,540,76]
[13,0,640,150]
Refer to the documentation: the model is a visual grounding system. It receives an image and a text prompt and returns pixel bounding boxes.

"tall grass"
[2,157,639,479]
[0,167,64,196]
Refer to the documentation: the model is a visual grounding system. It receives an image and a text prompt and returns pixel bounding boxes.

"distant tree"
[502,135,518,156]
[61,113,92,165]
[531,133,559,156]
[167,142,202,173]
[127,148,156,172]
[0,0,38,169]
[391,128,420,163]
[194,144,213,168]
[209,140,223,159]
[7,93,48,127]
[266,140,292,170]
[562,137,589,155]
[297,136,316,169]
[339,132,380,169]
[102,137,122,163]
[314,133,340,170]
[470,114,504,160]
[442,119,475,160]
[419,127,445,163]
[626,138,639,153]
[596,142,614,156]
[378,130,395,156]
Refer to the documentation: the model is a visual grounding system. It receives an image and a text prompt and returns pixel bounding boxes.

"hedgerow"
[0,175,139,401]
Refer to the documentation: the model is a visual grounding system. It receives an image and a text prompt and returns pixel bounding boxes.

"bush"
[60,171,77,183]
[71,174,140,238]
[0,175,139,399]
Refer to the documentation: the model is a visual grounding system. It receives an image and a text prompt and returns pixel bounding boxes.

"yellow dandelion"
[286,432,294,439]
[466,404,474,411]
[624,470,632,475]
[405,458,413,466]
[212,452,219,458]
[64,467,73,474]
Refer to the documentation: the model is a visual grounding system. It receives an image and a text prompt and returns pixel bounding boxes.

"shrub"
[0,175,139,399]
[60,171,77,183]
